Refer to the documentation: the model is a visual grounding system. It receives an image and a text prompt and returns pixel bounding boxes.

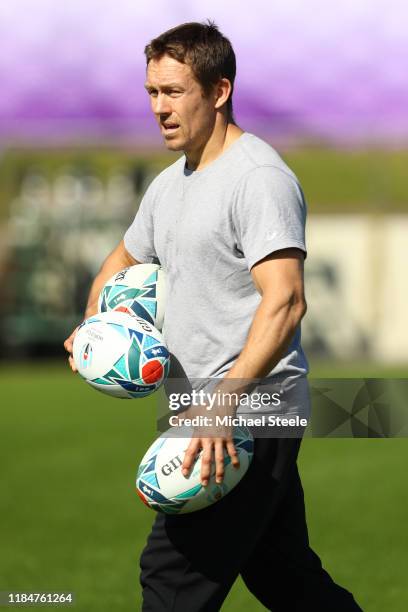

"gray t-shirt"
[124,132,308,384]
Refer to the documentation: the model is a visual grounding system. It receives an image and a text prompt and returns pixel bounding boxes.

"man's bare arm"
[181,248,307,486]
[83,240,139,319]
[64,240,140,372]
[225,247,307,382]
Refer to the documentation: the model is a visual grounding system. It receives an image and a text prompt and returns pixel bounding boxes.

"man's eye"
[169,90,182,97]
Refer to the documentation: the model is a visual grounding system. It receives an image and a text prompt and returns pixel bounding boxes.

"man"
[65,21,363,612]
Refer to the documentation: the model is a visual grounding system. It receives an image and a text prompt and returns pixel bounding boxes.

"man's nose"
[152,93,171,116]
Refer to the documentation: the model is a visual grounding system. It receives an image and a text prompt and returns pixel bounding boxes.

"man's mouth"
[161,123,180,134]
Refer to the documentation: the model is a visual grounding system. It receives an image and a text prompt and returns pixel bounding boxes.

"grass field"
[0,361,407,611]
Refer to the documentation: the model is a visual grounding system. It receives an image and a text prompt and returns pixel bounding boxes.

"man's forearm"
[84,240,138,318]
[225,294,306,384]
[84,271,111,318]
[190,296,306,432]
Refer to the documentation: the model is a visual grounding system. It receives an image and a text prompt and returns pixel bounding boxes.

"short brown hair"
[144,21,236,122]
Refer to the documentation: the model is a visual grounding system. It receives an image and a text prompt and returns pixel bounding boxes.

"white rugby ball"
[98,264,165,330]
[73,311,170,398]
[136,426,254,514]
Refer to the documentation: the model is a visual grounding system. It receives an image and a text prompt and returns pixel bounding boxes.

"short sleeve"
[232,165,307,270]
[124,182,158,264]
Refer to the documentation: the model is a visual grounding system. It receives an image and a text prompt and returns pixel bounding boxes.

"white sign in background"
[304,215,408,363]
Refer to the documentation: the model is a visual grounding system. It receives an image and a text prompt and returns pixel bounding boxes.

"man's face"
[145,54,216,153]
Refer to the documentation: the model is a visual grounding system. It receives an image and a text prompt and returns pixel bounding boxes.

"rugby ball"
[98,264,165,330]
[73,310,170,398]
[136,426,254,514]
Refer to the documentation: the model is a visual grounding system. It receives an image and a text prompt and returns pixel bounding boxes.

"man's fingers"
[214,440,225,484]
[64,329,77,350]
[68,355,78,373]
[182,436,238,487]
[64,327,80,372]
[182,438,201,476]
[226,439,240,469]
[200,442,213,486]
[64,338,73,352]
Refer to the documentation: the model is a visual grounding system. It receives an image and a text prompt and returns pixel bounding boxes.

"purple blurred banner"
[0,0,407,147]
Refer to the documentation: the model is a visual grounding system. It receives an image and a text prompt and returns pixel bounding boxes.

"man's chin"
[163,137,185,151]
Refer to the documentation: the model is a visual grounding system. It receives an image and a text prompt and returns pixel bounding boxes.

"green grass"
[0,362,407,611]
[284,148,408,213]
[309,359,408,378]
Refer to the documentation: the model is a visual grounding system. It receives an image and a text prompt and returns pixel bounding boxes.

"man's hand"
[63,239,139,374]
[64,326,81,372]
[179,385,242,486]
[182,433,240,487]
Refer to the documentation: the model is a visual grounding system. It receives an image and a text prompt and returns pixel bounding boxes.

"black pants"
[140,437,363,611]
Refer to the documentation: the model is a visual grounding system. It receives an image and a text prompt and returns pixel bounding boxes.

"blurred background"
[0,1,407,611]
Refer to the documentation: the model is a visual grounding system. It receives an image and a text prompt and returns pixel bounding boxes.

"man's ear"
[214,78,232,110]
